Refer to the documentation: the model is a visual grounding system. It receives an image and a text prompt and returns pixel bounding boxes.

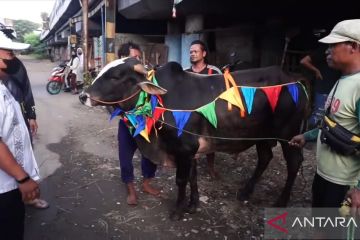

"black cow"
[80,58,308,220]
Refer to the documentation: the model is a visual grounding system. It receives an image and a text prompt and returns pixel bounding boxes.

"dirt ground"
[22,57,316,240]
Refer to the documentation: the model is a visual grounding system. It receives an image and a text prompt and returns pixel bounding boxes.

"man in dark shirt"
[300,43,341,128]
[185,40,221,178]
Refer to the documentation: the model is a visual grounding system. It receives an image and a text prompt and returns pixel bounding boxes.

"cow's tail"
[297,77,312,133]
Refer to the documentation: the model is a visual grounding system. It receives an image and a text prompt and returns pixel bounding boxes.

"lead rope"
[156,119,290,143]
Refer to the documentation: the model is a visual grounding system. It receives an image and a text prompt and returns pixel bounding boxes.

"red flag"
[147,107,166,134]
[262,86,282,112]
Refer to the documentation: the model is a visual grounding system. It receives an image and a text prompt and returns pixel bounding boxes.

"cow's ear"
[138,82,167,95]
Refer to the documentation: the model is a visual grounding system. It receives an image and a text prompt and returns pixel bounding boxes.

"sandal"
[26,198,49,209]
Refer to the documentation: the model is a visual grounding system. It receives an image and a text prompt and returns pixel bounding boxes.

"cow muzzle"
[79,92,93,107]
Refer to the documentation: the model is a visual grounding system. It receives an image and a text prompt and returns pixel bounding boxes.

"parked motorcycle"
[46,63,84,95]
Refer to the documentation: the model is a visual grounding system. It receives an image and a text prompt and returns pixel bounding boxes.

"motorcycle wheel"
[46,81,62,95]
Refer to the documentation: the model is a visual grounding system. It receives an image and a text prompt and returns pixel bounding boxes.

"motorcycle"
[46,63,84,95]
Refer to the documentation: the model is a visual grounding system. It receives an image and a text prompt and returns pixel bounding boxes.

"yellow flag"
[219,87,245,113]
[140,129,151,143]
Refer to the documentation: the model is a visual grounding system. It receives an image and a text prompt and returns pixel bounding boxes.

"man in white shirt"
[0,29,41,240]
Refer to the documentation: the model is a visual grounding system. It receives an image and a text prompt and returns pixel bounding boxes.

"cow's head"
[79,57,167,109]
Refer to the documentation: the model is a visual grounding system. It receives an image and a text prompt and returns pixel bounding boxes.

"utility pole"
[82,0,89,74]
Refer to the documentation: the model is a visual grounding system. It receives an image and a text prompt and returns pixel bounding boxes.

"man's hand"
[18,178,40,202]
[288,134,306,148]
[29,119,38,136]
[346,188,360,216]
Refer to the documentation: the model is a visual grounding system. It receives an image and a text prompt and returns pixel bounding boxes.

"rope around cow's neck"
[156,119,290,143]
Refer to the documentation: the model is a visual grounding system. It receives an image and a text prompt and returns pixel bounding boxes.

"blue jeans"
[309,93,328,128]
[118,120,157,183]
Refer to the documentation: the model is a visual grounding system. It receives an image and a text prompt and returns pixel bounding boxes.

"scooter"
[46,63,83,95]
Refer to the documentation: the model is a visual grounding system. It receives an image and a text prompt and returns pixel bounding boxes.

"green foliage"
[24,32,47,58]
[13,20,40,42]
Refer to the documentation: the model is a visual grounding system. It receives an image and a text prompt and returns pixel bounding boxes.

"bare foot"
[208,168,220,180]
[143,178,161,196]
[126,183,138,205]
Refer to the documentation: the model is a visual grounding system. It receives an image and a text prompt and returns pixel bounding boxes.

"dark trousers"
[0,189,25,240]
[312,173,349,208]
[118,120,157,183]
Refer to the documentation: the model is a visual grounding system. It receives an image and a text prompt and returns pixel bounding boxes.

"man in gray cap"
[290,19,360,210]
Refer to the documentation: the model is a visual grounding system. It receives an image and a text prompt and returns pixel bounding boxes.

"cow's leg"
[187,158,199,214]
[170,155,192,221]
[238,141,273,201]
[274,143,303,207]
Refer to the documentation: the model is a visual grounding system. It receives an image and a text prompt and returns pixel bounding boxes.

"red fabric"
[262,86,282,112]
[146,107,166,134]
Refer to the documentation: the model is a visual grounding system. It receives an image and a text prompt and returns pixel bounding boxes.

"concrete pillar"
[165,21,181,63]
[105,0,116,64]
[69,20,77,56]
[181,14,204,67]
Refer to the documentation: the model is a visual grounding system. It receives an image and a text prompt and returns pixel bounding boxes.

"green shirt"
[304,73,360,186]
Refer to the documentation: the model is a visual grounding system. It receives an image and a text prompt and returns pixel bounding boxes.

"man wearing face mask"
[0,28,48,209]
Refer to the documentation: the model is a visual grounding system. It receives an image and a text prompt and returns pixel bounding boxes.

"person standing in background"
[185,40,222,179]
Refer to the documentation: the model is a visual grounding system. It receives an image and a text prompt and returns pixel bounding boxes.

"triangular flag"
[196,101,217,128]
[125,113,137,127]
[133,115,146,137]
[262,86,282,112]
[146,108,166,135]
[150,95,158,112]
[135,91,147,108]
[109,107,123,121]
[218,87,246,117]
[240,87,256,114]
[140,129,150,142]
[146,116,154,134]
[287,84,299,105]
[172,111,191,136]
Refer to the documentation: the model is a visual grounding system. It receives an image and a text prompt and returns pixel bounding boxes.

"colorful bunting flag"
[125,113,137,127]
[219,87,246,115]
[287,84,299,105]
[240,87,256,114]
[172,111,192,136]
[196,101,217,128]
[262,86,282,112]
[140,128,150,142]
[109,107,123,121]
[146,108,166,134]
[150,95,158,112]
[135,91,147,108]
[133,115,146,137]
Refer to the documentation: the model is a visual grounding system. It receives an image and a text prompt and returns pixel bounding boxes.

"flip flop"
[26,198,49,209]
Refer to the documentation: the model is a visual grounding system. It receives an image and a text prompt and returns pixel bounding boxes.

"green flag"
[196,101,217,128]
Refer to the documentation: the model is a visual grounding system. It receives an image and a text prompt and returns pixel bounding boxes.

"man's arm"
[0,140,39,201]
[300,55,323,80]
[18,60,38,135]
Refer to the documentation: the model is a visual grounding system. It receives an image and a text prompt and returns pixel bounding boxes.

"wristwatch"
[16,175,30,184]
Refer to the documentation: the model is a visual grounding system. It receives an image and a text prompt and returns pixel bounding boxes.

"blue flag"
[241,87,256,114]
[287,84,299,105]
[172,111,191,136]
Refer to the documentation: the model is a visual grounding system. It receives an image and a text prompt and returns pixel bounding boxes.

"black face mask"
[2,58,21,74]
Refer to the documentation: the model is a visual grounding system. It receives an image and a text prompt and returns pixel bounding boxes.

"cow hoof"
[273,199,287,207]
[186,203,198,214]
[236,190,250,201]
[170,210,184,221]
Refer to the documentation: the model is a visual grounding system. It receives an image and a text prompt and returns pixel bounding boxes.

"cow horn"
[134,64,147,75]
